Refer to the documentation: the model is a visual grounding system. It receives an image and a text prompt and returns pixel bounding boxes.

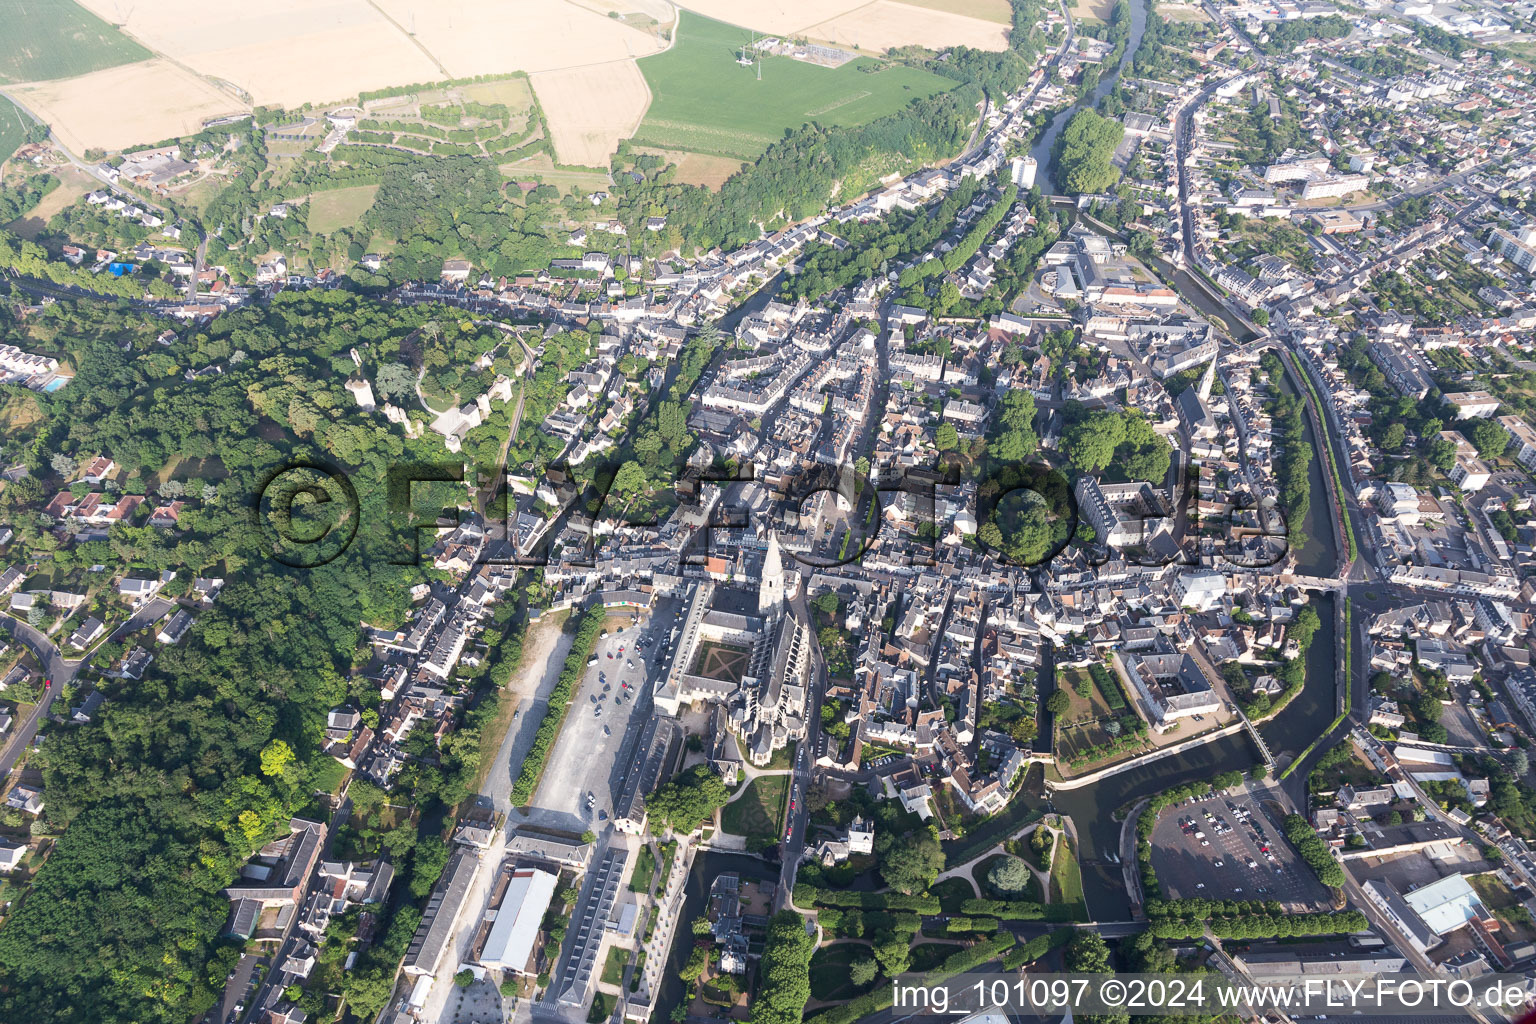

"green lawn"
[930,876,975,914]
[1049,832,1085,910]
[720,774,788,839]
[306,184,379,234]
[629,843,656,893]
[0,0,151,84]
[633,11,956,160]
[909,943,956,972]
[809,943,869,1001]
[601,945,628,987]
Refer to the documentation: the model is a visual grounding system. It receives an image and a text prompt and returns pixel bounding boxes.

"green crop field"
[0,96,30,163]
[0,0,151,84]
[633,11,956,160]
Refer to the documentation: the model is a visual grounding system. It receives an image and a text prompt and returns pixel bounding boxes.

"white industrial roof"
[480,868,559,972]
[1403,873,1483,936]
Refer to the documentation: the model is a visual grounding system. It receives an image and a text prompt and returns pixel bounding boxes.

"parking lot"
[526,597,682,828]
[1148,784,1332,911]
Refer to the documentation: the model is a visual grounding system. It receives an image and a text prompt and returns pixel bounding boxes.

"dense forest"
[0,292,530,1023]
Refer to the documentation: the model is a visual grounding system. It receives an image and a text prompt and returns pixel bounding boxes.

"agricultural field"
[0,0,150,84]
[306,184,380,234]
[1069,0,1119,24]
[73,0,439,108]
[372,0,666,78]
[0,97,30,166]
[9,59,238,154]
[800,1,1009,53]
[901,0,1015,20]
[531,60,651,167]
[633,11,957,160]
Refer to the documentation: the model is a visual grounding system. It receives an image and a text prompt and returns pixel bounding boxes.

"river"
[1028,0,1150,195]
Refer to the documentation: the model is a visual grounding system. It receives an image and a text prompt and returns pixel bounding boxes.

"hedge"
[922,917,1001,937]
[923,932,1016,982]
[1001,927,1073,970]
[957,898,1080,921]
[795,884,940,914]
[509,605,605,804]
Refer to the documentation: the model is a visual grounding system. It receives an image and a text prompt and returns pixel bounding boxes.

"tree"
[1511,749,1530,778]
[1382,422,1407,452]
[1064,410,1125,472]
[1115,414,1171,483]
[259,740,298,783]
[847,957,878,987]
[1289,606,1321,652]
[678,944,709,983]
[645,765,730,833]
[987,855,1033,896]
[1468,418,1510,460]
[1046,690,1071,715]
[751,911,814,1024]
[1030,826,1054,857]
[813,592,839,616]
[872,935,911,977]
[1251,308,1270,327]
[1054,110,1125,195]
[1064,932,1126,1024]
[1427,436,1458,472]
[610,461,647,501]
[454,969,475,988]
[878,829,944,894]
[375,361,416,401]
[936,423,960,451]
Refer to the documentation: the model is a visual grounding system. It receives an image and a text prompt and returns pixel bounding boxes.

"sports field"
[633,11,957,160]
[0,0,150,84]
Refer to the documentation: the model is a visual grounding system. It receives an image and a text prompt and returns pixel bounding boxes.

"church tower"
[758,530,784,619]
[1197,356,1218,402]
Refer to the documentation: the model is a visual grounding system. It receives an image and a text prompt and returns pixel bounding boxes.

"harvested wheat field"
[372,0,667,77]
[10,59,241,153]
[802,1,1009,51]
[900,0,1014,21]
[72,0,440,107]
[676,0,871,36]
[532,60,652,168]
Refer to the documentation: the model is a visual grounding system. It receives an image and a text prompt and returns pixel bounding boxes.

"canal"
[1029,0,1150,195]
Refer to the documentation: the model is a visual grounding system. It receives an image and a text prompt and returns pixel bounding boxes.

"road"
[778,584,826,909]
[0,614,76,777]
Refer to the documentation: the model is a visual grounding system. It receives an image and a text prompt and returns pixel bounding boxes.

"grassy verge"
[629,844,656,893]
[1048,833,1085,912]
